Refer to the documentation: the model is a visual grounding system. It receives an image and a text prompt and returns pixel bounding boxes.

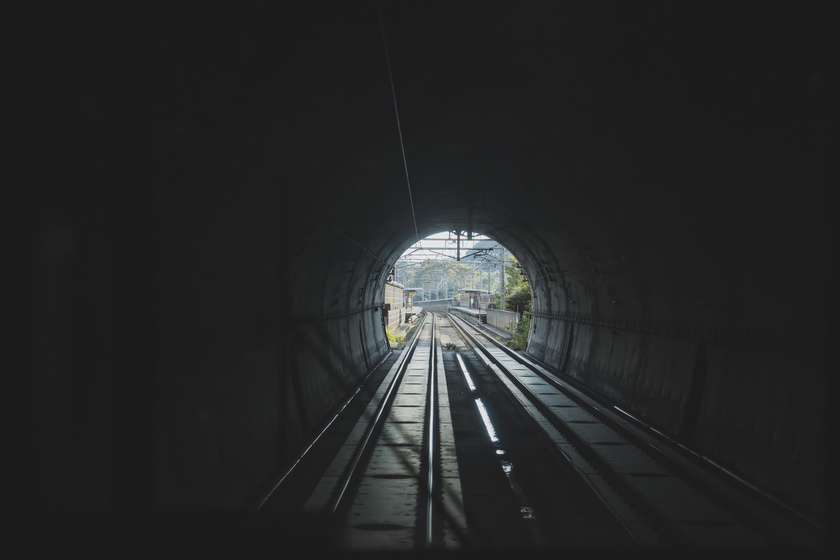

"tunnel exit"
[382,231,533,352]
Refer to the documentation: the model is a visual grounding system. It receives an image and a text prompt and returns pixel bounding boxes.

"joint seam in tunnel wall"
[531,311,785,349]
[316,304,382,321]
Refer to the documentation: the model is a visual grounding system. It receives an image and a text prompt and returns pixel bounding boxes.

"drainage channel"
[454,351,546,547]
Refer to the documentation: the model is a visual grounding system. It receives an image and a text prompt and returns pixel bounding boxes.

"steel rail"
[256,349,393,510]
[421,312,439,547]
[448,330,548,547]
[328,313,429,515]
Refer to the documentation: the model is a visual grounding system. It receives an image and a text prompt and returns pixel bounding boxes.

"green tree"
[396,251,521,304]
[407,259,480,301]
[503,255,531,349]
[504,255,531,313]
[506,309,531,350]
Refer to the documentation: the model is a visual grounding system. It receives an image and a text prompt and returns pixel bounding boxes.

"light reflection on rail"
[454,349,539,529]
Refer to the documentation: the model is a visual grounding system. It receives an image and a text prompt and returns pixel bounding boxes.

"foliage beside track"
[386,327,406,348]
[504,255,532,351]
[506,309,531,350]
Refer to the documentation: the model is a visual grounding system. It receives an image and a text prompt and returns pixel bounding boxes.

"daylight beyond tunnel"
[27,1,831,539]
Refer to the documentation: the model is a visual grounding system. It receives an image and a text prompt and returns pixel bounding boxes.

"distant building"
[460,288,491,309]
[383,281,406,332]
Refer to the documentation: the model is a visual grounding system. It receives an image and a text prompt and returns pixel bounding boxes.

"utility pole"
[500,246,506,311]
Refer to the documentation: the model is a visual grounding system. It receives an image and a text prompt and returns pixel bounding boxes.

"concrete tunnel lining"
[288,145,827,526]
[25,1,832,541]
[258,46,831,518]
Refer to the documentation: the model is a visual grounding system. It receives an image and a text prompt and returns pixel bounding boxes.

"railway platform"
[448,307,512,340]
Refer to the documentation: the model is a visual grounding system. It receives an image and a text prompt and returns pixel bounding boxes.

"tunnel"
[26,0,833,552]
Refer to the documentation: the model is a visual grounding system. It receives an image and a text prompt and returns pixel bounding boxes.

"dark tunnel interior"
[25,0,834,553]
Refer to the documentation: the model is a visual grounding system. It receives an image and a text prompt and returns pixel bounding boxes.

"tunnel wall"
[528,316,826,520]
[521,191,830,521]
[26,19,392,521]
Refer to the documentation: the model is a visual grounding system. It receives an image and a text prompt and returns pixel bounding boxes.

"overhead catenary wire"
[377,1,419,242]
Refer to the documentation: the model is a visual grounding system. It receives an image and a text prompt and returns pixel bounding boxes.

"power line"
[377,1,419,242]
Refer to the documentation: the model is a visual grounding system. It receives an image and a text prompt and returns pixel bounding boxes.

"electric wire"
[377,1,419,242]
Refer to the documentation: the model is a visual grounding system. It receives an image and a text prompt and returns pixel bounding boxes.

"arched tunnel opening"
[25,0,832,552]
[384,230,531,345]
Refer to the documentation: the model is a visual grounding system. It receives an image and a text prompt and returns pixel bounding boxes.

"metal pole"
[500,246,506,311]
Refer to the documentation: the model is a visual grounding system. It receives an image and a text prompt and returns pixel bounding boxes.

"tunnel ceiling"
[30,0,832,389]
[211,0,836,336]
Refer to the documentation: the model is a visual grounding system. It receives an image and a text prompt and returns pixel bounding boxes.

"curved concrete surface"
[26,1,832,535]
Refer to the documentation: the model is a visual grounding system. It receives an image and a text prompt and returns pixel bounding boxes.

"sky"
[397,231,503,263]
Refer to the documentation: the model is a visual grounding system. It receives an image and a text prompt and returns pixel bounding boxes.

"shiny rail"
[327,313,429,516]
[421,312,438,546]
[302,312,465,550]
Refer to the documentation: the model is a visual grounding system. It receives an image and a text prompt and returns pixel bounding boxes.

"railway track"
[443,311,822,548]
[259,311,822,550]
[299,312,466,550]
